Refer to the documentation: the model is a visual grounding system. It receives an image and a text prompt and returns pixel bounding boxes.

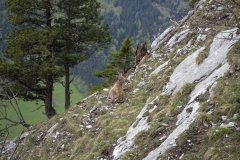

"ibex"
[135,42,151,68]
[108,73,126,103]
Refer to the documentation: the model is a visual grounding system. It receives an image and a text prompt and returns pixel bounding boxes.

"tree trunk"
[45,77,56,119]
[43,0,56,119]
[65,65,70,109]
[65,1,71,110]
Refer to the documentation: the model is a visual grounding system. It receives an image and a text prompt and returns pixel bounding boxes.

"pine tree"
[0,0,13,53]
[92,36,134,92]
[2,0,63,119]
[54,0,111,109]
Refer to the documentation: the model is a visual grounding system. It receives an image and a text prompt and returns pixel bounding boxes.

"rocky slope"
[1,0,240,159]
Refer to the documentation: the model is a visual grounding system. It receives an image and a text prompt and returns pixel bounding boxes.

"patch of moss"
[227,40,240,69]
[196,50,209,65]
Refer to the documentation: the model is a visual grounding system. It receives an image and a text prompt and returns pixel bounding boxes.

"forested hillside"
[0,0,111,139]
[0,0,12,52]
[0,1,189,95]
[73,0,189,94]
[2,0,240,159]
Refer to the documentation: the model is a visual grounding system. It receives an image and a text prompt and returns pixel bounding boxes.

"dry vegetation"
[2,0,240,159]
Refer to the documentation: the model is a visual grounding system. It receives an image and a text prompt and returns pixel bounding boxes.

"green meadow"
[0,82,85,140]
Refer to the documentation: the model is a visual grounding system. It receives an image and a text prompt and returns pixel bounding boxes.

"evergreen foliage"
[0,0,12,53]
[91,36,134,93]
[1,0,63,119]
[0,0,111,117]
[73,0,190,93]
[53,0,111,109]
[0,0,190,97]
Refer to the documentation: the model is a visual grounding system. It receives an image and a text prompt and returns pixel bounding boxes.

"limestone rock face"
[163,28,240,96]
[2,0,240,160]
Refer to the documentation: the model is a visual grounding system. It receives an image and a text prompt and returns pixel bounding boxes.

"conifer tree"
[2,0,63,118]
[54,0,111,109]
[0,0,12,53]
[94,36,134,89]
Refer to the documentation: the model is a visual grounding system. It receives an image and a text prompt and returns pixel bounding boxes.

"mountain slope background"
[0,0,188,141]
[2,0,240,159]
[0,0,190,96]
[72,0,190,94]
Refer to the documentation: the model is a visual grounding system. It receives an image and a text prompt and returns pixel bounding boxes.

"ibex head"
[117,72,126,85]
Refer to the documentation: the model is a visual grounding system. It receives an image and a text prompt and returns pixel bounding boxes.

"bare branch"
[31,105,44,112]
[0,78,30,156]
[0,129,10,155]
[9,129,24,160]
[69,76,74,84]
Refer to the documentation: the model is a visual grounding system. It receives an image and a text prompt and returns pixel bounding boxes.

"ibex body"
[109,73,125,103]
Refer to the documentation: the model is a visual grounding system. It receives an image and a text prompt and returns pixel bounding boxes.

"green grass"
[196,50,209,65]
[0,82,85,140]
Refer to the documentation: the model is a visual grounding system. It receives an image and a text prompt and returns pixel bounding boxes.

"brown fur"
[135,42,150,67]
[109,73,125,103]
[136,52,151,68]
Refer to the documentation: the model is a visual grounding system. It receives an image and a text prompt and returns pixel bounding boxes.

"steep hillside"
[1,0,240,159]
[73,0,189,92]
[0,1,189,96]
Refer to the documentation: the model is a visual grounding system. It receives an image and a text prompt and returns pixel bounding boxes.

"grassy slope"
[2,1,240,159]
[0,82,84,140]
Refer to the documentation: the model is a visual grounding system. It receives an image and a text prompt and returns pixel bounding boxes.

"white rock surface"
[196,0,207,9]
[133,88,140,93]
[159,135,167,141]
[163,28,240,96]
[197,34,207,41]
[151,26,175,48]
[150,61,169,76]
[137,81,145,87]
[112,98,152,160]
[72,114,79,118]
[103,88,109,91]
[162,46,205,96]
[142,28,240,160]
[233,114,239,119]
[189,63,230,103]
[20,132,30,140]
[1,141,16,154]
[100,106,109,111]
[86,125,92,129]
[167,29,190,48]
[149,105,157,113]
[222,116,227,121]
[220,122,235,128]
[90,106,97,113]
[45,123,58,138]
[144,102,200,160]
